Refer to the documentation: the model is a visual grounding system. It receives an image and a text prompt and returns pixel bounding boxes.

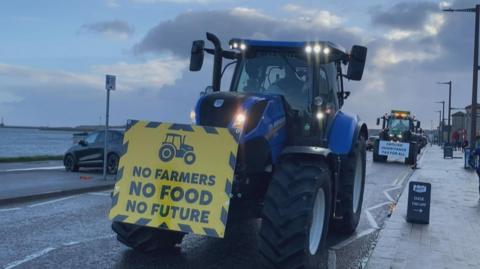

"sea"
[0,127,78,158]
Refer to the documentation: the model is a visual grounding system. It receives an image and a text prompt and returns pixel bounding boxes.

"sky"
[0,0,477,129]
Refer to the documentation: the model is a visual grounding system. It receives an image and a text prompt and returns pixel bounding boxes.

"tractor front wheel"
[183,152,196,165]
[259,157,332,269]
[332,135,366,234]
[112,222,185,252]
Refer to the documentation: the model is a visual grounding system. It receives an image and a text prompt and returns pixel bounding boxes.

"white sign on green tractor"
[379,141,410,158]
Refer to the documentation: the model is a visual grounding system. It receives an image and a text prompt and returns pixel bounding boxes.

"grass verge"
[0,155,63,163]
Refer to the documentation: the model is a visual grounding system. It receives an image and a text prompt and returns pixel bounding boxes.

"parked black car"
[64,130,124,174]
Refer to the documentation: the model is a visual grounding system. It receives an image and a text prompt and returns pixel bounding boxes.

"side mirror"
[189,40,205,71]
[347,45,367,81]
[376,117,380,126]
[416,121,421,129]
[78,140,87,146]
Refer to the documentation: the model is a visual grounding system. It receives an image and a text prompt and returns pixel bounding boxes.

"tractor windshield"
[233,52,312,111]
[388,118,411,134]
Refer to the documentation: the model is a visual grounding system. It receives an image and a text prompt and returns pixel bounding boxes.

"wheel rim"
[353,153,363,214]
[160,147,174,161]
[184,153,195,164]
[309,188,326,255]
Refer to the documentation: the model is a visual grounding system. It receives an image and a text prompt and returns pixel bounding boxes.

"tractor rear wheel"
[159,144,175,162]
[332,135,366,234]
[112,222,185,252]
[259,157,332,269]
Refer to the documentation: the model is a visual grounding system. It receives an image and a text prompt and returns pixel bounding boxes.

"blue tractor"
[112,32,368,269]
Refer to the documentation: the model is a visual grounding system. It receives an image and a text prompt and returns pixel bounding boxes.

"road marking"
[3,234,115,269]
[331,228,377,251]
[0,166,64,173]
[382,190,394,202]
[63,234,115,246]
[0,207,21,212]
[367,201,392,211]
[365,210,379,229]
[3,247,56,269]
[28,196,76,208]
[87,192,111,197]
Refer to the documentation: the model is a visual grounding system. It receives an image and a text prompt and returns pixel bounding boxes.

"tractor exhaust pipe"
[206,32,222,92]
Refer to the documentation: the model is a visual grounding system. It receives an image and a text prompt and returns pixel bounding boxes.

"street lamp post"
[436,101,445,143]
[443,5,479,147]
[437,81,452,143]
[436,110,442,144]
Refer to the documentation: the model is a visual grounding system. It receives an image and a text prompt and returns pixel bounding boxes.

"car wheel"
[64,154,79,172]
[107,153,120,174]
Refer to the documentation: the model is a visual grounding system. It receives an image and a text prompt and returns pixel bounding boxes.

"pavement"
[0,151,417,269]
[0,161,116,205]
[366,145,480,269]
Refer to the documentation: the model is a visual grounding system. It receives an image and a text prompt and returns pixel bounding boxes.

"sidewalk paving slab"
[366,146,480,269]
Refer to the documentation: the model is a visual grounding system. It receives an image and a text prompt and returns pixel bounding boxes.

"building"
[452,111,466,131]
[465,103,480,141]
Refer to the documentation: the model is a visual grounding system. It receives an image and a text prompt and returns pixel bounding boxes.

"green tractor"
[373,110,421,165]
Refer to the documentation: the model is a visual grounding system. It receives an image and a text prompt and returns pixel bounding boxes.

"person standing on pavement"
[462,139,469,152]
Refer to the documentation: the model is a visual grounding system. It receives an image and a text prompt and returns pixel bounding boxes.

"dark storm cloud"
[371,2,439,29]
[133,8,364,57]
[80,20,134,38]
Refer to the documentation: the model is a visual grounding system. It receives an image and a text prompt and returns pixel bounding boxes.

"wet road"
[0,150,423,269]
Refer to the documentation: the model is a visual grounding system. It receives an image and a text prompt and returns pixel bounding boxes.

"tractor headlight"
[190,110,196,123]
[316,112,325,120]
[232,112,246,132]
[397,134,403,139]
[389,134,394,138]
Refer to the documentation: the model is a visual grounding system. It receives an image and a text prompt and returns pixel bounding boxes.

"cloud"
[0,91,22,104]
[133,7,367,57]
[105,0,120,7]
[131,0,229,3]
[80,20,134,39]
[0,63,102,88]
[0,58,187,92]
[93,58,188,91]
[371,2,440,30]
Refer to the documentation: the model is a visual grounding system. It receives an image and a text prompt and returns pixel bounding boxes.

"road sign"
[106,75,116,91]
[109,121,239,238]
[406,181,431,224]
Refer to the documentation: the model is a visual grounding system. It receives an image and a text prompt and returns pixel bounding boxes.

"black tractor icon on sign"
[159,133,196,165]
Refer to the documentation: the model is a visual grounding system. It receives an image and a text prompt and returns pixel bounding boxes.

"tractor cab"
[377,110,421,142]
[162,133,192,151]
[190,33,367,153]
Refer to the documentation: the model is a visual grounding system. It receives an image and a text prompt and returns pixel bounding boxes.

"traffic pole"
[103,88,110,180]
[471,5,479,147]
[104,75,116,180]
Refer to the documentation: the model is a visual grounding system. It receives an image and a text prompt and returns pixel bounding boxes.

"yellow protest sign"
[109,120,239,238]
